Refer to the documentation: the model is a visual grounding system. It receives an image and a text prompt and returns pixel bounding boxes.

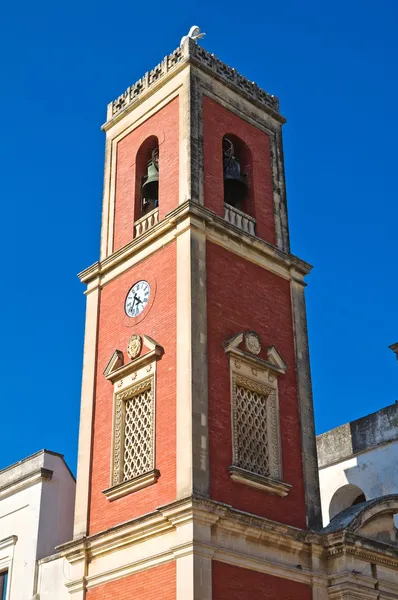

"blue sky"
[0,0,397,473]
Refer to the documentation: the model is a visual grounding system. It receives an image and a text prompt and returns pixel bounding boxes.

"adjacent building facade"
[0,450,75,600]
[318,402,398,527]
[1,32,398,600]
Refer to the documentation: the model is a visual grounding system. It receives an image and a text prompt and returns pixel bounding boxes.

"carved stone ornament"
[127,334,142,360]
[245,331,261,355]
[109,39,280,121]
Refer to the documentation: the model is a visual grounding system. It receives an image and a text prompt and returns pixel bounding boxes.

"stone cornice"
[325,530,398,568]
[50,496,398,592]
[223,345,287,377]
[104,347,163,384]
[77,201,312,287]
[0,535,18,551]
[0,467,52,500]
[57,496,316,563]
[106,39,282,127]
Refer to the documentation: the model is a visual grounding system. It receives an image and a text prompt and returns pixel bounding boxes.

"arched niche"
[329,484,366,521]
[134,135,159,221]
[222,134,254,217]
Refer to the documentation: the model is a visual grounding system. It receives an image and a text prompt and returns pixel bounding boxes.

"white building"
[0,450,75,600]
[317,402,398,526]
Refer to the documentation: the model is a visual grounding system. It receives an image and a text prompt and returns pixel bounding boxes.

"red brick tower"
[71,33,321,599]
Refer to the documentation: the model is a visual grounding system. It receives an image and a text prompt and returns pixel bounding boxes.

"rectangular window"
[0,572,8,600]
[122,383,154,482]
[103,339,163,501]
[234,382,270,477]
[225,334,291,496]
[229,373,291,496]
[113,377,155,487]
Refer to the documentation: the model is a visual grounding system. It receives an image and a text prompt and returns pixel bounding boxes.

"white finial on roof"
[180,25,206,47]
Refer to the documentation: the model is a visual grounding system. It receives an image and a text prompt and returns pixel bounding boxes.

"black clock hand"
[132,293,144,311]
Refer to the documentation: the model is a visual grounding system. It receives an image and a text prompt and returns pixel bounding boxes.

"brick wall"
[202,95,275,245]
[207,241,306,528]
[87,561,176,599]
[113,97,179,252]
[212,561,312,600]
[88,242,177,534]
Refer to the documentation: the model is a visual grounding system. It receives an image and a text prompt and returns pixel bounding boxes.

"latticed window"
[123,385,153,481]
[234,383,269,477]
[224,331,290,496]
[231,373,281,483]
[112,377,155,487]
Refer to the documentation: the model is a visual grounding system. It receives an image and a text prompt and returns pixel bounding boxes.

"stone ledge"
[78,200,312,287]
[103,469,160,501]
[229,465,291,497]
[0,467,53,500]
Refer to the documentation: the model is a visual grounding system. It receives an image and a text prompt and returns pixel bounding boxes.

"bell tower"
[70,31,321,600]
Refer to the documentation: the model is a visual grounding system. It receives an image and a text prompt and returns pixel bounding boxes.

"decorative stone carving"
[245,331,261,355]
[127,334,142,360]
[109,40,280,120]
[190,43,280,113]
[111,47,184,118]
[113,394,123,486]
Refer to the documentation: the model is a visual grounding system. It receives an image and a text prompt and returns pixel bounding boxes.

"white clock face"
[125,280,151,318]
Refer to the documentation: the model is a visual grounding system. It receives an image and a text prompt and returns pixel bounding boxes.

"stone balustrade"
[224,204,256,236]
[134,208,159,238]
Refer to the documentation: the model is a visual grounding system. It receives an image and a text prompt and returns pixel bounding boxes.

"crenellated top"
[107,38,281,123]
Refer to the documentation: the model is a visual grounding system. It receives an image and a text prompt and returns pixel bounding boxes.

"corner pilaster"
[176,218,209,499]
[290,275,322,530]
[73,282,100,539]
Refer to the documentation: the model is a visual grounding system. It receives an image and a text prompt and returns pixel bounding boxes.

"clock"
[125,280,151,318]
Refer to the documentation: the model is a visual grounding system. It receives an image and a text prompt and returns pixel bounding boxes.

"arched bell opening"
[135,136,159,220]
[222,134,252,215]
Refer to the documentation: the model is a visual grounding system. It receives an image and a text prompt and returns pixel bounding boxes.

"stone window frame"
[102,336,163,501]
[224,332,291,497]
[0,536,16,600]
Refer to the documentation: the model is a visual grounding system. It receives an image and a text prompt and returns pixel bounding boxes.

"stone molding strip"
[54,495,398,572]
[0,536,18,551]
[78,201,312,287]
[0,467,52,501]
[229,465,291,497]
[107,39,281,124]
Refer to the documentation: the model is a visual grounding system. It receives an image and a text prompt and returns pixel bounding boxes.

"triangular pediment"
[103,350,124,377]
[266,346,287,371]
[223,331,287,374]
[142,335,164,356]
[104,335,164,383]
[222,332,244,352]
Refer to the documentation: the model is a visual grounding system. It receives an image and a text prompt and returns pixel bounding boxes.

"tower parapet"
[107,39,282,124]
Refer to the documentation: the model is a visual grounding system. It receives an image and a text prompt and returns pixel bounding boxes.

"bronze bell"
[223,138,248,210]
[141,148,159,214]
